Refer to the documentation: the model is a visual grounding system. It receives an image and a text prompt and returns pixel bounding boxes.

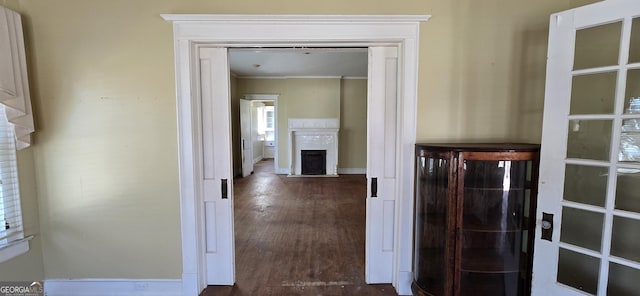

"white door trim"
[162,14,430,296]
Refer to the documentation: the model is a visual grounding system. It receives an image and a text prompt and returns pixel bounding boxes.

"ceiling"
[228,48,368,77]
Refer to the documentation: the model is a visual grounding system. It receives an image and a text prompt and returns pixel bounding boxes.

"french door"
[533,0,640,295]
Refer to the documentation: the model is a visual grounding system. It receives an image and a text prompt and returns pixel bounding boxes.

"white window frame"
[0,105,29,263]
[264,106,275,131]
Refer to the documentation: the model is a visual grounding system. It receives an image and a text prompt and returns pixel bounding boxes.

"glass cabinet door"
[413,152,452,295]
[458,157,535,296]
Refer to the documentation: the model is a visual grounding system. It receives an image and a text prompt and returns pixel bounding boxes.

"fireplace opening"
[301,150,327,175]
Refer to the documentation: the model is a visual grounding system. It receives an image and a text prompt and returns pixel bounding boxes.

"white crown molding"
[161,14,431,23]
[44,279,182,296]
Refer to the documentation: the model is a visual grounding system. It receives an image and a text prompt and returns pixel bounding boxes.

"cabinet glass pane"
[629,18,640,64]
[459,272,521,296]
[610,216,640,262]
[624,70,640,115]
[608,263,640,296]
[574,22,621,70]
[413,156,449,295]
[557,248,600,295]
[560,207,603,251]
[460,231,523,272]
[460,159,529,296]
[567,120,612,161]
[462,189,525,231]
[570,72,617,115]
[564,164,608,207]
[463,160,527,189]
[615,169,640,212]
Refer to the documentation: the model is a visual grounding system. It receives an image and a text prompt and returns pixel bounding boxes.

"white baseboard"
[44,279,182,296]
[253,156,263,164]
[181,273,199,296]
[395,271,413,295]
[275,167,290,175]
[337,168,366,174]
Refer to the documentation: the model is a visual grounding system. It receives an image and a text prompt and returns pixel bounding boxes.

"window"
[264,106,275,131]
[0,105,27,262]
[256,105,275,136]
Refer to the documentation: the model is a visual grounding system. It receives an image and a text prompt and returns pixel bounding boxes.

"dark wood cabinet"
[412,143,540,296]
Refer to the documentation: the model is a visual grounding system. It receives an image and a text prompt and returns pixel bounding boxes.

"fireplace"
[301,150,327,175]
[288,118,339,176]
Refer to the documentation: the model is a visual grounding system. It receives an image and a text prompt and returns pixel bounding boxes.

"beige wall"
[339,79,367,169]
[0,0,601,281]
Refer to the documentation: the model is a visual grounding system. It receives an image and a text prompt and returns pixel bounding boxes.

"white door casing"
[533,1,640,295]
[239,99,253,177]
[366,46,398,283]
[198,47,235,285]
[162,15,429,296]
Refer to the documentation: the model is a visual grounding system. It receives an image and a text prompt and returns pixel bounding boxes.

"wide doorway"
[201,46,390,294]
[162,14,428,295]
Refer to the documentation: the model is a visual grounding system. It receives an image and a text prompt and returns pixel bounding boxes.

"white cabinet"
[263,141,275,158]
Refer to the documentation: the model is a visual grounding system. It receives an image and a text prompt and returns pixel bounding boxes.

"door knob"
[541,212,553,242]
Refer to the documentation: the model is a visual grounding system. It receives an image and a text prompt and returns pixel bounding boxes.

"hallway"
[201,160,398,295]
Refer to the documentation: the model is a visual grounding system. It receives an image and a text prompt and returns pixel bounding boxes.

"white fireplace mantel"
[288,118,339,176]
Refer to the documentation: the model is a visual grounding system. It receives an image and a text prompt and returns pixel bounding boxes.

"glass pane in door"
[608,263,640,296]
[570,72,617,115]
[628,18,640,64]
[563,165,608,206]
[610,216,640,262]
[560,207,604,251]
[615,169,640,212]
[624,70,640,115]
[574,22,622,70]
[557,248,600,294]
[567,120,613,160]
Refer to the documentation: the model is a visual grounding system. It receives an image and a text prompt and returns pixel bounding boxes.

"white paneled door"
[239,99,253,177]
[533,0,640,295]
[366,46,398,283]
[199,47,235,285]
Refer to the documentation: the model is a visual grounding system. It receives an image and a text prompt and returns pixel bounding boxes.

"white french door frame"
[533,1,640,295]
[162,14,430,296]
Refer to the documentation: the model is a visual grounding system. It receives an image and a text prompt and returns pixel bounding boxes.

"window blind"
[0,104,22,245]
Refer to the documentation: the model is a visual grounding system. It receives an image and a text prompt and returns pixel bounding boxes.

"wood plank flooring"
[201,160,398,296]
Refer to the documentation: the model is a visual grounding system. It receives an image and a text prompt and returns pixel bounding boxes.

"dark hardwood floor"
[201,160,398,296]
